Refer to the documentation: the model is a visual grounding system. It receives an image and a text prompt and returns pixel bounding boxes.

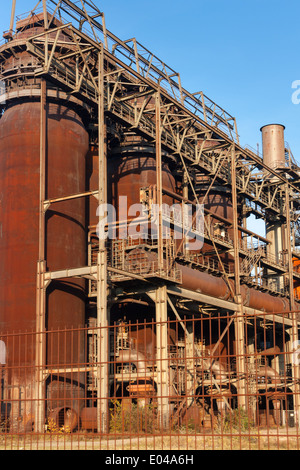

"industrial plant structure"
[0,0,300,435]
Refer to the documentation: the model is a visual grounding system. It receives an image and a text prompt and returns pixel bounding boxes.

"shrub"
[109,400,157,434]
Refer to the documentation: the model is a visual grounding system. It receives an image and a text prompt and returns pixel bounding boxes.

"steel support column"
[285,184,300,427]
[155,91,163,270]
[231,146,247,410]
[35,79,47,433]
[155,285,169,429]
[96,46,109,434]
[9,0,16,34]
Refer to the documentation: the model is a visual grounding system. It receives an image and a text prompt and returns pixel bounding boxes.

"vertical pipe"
[101,13,108,51]
[261,124,285,291]
[35,79,47,433]
[231,146,241,298]
[182,173,189,255]
[9,0,16,33]
[42,0,49,29]
[97,45,109,434]
[286,184,295,310]
[231,145,247,410]
[156,285,169,429]
[286,184,300,427]
[186,322,194,408]
[155,91,163,270]
[39,79,47,263]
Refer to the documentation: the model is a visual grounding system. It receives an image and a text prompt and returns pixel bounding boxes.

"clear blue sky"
[1,0,299,158]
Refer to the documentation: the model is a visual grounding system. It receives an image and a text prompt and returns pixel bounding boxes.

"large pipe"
[257,366,281,383]
[196,355,228,381]
[258,346,281,356]
[179,263,291,313]
[260,124,286,171]
[116,349,148,375]
[261,124,286,292]
[9,0,16,33]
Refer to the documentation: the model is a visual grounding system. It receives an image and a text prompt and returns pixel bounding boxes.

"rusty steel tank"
[261,124,286,293]
[260,124,286,171]
[0,13,89,425]
[108,133,176,239]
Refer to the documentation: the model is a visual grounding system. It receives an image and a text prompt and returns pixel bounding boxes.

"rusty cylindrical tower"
[0,13,90,428]
[261,124,286,292]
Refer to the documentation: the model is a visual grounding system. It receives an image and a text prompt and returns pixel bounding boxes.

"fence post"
[155,285,169,430]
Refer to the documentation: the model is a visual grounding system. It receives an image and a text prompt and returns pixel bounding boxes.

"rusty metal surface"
[108,152,175,208]
[0,99,88,404]
[261,124,286,170]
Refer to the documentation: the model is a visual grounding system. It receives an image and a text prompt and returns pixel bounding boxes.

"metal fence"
[0,312,300,451]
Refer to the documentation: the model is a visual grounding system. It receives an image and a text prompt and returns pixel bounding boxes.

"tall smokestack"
[260,124,286,171]
[260,124,286,292]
